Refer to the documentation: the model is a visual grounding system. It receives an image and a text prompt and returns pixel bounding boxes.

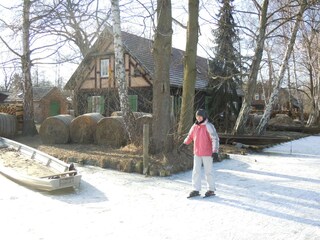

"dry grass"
[12,130,308,176]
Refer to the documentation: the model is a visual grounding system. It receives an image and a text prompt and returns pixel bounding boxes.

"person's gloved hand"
[212,152,219,162]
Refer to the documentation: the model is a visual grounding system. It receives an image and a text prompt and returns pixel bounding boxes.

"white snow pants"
[192,155,216,192]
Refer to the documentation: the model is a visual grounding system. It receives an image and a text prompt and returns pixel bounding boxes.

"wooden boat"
[0,137,81,191]
[219,134,294,146]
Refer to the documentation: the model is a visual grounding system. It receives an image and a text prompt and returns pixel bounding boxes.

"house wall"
[75,49,154,116]
[251,85,301,114]
[80,54,151,91]
[76,86,152,116]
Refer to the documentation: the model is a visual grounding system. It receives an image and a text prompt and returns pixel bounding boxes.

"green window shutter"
[100,96,105,114]
[87,96,93,112]
[129,95,138,112]
[88,96,105,114]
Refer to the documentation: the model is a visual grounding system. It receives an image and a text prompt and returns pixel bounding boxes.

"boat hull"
[0,137,81,191]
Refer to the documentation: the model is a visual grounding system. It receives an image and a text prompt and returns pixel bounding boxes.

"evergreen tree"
[207,0,242,132]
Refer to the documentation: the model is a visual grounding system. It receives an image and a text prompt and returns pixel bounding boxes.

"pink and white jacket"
[183,119,219,156]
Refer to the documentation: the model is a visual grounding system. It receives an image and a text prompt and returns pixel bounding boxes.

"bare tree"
[232,0,269,135]
[0,1,64,135]
[292,50,305,125]
[0,63,17,91]
[110,0,135,142]
[45,0,111,116]
[177,0,200,138]
[49,0,111,60]
[21,0,37,135]
[152,0,173,153]
[256,0,308,134]
[300,4,320,126]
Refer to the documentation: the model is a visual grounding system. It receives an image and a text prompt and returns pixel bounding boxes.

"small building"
[64,27,210,117]
[252,82,300,114]
[5,87,68,123]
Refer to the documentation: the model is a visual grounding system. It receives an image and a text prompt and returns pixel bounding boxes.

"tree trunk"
[306,67,320,126]
[304,16,320,126]
[22,0,37,136]
[256,0,308,135]
[292,51,304,125]
[151,0,173,154]
[177,0,199,138]
[232,0,269,135]
[266,45,274,100]
[111,0,135,142]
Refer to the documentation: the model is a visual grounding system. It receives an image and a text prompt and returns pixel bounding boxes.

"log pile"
[70,113,104,143]
[39,114,74,144]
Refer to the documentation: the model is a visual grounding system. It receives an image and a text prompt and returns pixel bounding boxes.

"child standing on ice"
[180,109,219,198]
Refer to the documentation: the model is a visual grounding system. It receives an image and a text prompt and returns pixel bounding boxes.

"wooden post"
[143,124,149,175]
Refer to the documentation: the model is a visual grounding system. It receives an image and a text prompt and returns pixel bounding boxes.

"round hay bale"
[133,115,152,143]
[70,113,104,143]
[0,113,17,138]
[95,116,128,147]
[39,114,74,144]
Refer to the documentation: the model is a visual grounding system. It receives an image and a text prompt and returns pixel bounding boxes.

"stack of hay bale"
[39,111,152,148]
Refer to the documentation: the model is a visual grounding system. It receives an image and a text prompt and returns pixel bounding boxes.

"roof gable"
[65,28,209,90]
[33,87,55,101]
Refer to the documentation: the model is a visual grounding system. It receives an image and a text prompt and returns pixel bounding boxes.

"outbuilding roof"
[5,87,60,102]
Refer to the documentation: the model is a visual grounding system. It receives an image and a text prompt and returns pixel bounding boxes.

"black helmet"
[196,109,207,119]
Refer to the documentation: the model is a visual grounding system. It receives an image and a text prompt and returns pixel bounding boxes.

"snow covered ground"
[1,136,320,240]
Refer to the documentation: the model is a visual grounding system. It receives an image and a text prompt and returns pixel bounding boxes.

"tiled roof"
[121,32,154,75]
[121,31,209,90]
[33,87,54,101]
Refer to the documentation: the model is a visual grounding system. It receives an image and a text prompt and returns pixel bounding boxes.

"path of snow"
[1,136,320,240]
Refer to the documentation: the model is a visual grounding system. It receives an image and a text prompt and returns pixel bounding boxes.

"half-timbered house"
[64,27,210,117]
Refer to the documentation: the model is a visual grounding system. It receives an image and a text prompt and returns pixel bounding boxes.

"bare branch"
[0,36,21,57]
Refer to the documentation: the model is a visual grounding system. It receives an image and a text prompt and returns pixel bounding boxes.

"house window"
[129,95,138,112]
[254,93,259,100]
[261,94,265,101]
[88,96,105,114]
[100,59,109,77]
